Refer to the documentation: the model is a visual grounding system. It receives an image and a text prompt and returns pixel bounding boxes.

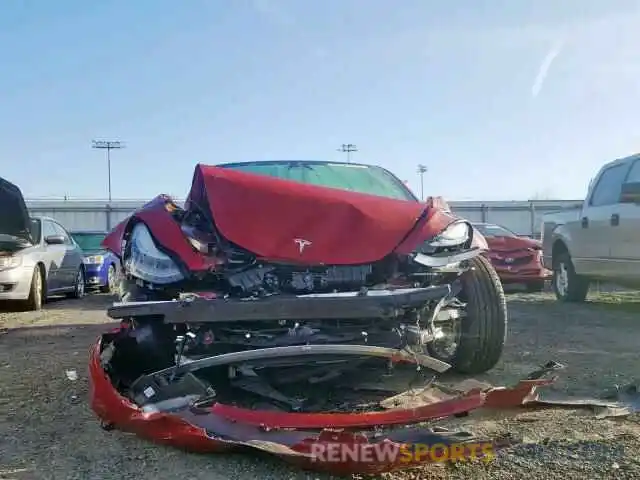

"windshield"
[473,224,517,238]
[71,232,106,253]
[219,161,416,202]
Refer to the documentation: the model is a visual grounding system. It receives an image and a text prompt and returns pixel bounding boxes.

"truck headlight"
[125,223,185,285]
[427,221,471,248]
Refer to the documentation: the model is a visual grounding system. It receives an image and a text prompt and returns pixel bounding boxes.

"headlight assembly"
[0,255,22,271]
[83,255,104,265]
[427,221,471,248]
[125,223,185,285]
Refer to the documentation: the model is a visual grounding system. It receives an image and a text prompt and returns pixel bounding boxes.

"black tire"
[68,267,86,299]
[552,251,589,302]
[24,266,44,311]
[100,264,117,294]
[525,280,546,293]
[118,277,161,302]
[429,255,507,374]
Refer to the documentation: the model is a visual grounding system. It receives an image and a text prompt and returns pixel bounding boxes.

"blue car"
[70,230,119,293]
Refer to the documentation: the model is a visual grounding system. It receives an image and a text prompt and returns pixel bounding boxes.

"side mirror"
[620,182,640,204]
[45,234,65,245]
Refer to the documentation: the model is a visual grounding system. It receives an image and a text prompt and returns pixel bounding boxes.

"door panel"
[42,220,64,292]
[52,222,79,289]
[578,162,630,278]
[580,205,619,277]
[610,159,640,280]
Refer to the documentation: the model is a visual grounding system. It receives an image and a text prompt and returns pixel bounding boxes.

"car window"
[625,160,640,183]
[589,164,629,206]
[52,223,73,245]
[42,220,57,239]
[29,218,42,243]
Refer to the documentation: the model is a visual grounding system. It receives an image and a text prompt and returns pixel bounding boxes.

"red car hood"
[188,165,448,265]
[485,235,541,253]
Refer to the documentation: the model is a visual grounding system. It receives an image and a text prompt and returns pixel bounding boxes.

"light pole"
[417,164,428,200]
[92,140,124,202]
[337,143,358,163]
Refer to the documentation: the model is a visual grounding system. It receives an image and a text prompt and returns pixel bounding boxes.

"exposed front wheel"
[428,255,507,374]
[552,252,589,302]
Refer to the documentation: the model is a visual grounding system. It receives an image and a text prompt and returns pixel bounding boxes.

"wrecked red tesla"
[92,160,508,472]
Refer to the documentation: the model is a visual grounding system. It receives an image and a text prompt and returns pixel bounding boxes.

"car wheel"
[68,267,86,299]
[118,276,165,302]
[100,264,117,294]
[427,255,507,374]
[552,251,589,302]
[24,267,44,311]
[525,280,546,293]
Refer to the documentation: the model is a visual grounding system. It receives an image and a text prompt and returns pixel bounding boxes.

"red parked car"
[472,222,550,292]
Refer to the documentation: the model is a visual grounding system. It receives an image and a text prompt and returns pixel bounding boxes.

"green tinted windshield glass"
[221,162,415,201]
[71,232,106,252]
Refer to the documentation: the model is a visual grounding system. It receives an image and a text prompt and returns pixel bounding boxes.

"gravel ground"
[2,288,640,480]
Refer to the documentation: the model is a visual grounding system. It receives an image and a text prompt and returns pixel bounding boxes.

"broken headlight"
[125,223,185,285]
[427,221,471,248]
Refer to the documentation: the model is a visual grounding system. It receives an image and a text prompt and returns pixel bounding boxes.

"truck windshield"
[219,161,416,202]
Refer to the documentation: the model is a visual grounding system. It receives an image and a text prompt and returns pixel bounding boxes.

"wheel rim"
[427,297,464,362]
[555,262,569,296]
[77,269,85,297]
[108,266,116,289]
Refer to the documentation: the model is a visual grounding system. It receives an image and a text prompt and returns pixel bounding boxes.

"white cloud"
[531,39,564,98]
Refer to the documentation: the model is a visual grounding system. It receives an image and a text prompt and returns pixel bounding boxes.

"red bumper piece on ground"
[210,390,484,429]
[89,337,559,475]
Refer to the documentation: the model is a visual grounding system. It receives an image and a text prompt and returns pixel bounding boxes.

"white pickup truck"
[541,153,640,302]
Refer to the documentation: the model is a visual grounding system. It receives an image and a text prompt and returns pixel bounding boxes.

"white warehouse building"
[25,198,583,238]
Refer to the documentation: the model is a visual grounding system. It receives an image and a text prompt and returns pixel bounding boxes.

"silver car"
[0,177,86,310]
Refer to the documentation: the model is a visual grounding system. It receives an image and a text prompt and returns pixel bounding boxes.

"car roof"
[216,159,376,169]
[30,215,60,222]
[603,153,640,169]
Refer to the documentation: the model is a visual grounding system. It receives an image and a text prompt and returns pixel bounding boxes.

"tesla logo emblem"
[294,238,312,254]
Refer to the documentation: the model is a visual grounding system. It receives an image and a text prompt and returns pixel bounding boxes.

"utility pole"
[417,164,428,201]
[337,143,358,163]
[92,140,125,203]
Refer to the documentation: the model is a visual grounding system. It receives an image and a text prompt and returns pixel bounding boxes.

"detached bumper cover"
[89,334,564,474]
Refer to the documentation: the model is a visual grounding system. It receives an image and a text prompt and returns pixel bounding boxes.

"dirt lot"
[2,288,640,480]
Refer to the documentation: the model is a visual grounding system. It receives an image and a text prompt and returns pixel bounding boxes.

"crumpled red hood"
[188,164,446,265]
[485,235,541,252]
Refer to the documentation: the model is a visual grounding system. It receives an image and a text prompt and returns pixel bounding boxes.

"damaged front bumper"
[89,326,565,475]
[107,284,453,324]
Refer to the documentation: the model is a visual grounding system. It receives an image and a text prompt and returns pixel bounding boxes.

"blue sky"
[2,0,640,201]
